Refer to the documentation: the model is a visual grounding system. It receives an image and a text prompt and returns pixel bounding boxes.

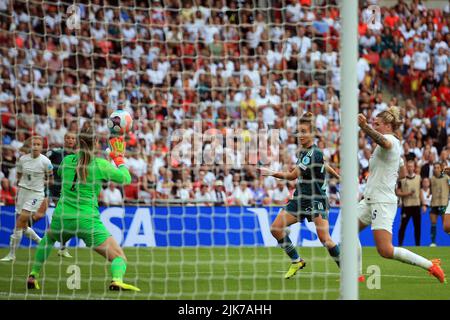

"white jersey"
[364,134,402,204]
[16,153,53,193]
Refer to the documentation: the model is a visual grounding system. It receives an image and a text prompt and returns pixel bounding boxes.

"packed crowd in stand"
[0,0,449,209]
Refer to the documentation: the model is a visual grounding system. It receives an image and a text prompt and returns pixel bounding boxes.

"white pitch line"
[122,270,432,280]
[0,269,438,300]
[0,269,432,280]
[0,291,116,300]
[0,272,434,300]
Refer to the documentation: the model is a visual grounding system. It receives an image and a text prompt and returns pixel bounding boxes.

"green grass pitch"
[0,247,448,300]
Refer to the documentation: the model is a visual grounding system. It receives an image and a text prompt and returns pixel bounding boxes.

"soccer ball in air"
[107,110,133,135]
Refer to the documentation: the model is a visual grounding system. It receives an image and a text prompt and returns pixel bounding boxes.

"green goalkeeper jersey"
[53,153,131,219]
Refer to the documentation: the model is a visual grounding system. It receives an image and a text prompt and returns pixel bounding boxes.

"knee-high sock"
[277,236,300,263]
[357,240,363,275]
[30,235,55,278]
[393,247,432,270]
[431,224,437,243]
[23,227,41,243]
[111,257,127,282]
[327,244,340,268]
[9,229,24,257]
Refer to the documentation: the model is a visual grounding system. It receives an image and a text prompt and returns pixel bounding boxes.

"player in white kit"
[443,167,450,234]
[0,136,53,262]
[357,106,446,283]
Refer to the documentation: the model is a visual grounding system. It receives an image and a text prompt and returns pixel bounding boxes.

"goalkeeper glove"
[108,136,126,167]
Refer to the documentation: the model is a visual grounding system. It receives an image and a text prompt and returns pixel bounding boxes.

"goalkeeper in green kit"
[27,126,140,292]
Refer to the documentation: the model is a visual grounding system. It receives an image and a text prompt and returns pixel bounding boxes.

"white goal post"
[340,0,359,300]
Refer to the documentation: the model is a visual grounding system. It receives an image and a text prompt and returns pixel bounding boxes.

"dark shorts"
[430,206,447,216]
[285,198,329,222]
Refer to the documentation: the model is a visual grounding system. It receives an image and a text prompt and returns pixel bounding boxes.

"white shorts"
[357,198,398,234]
[445,200,450,215]
[15,188,45,215]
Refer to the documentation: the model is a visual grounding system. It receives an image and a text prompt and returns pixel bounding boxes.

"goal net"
[0,0,403,300]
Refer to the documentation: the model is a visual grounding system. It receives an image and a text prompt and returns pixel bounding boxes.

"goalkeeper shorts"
[48,216,111,248]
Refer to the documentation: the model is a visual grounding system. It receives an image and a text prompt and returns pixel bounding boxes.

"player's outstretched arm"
[358,114,392,149]
[258,167,300,181]
[99,159,131,185]
[325,164,340,180]
[101,136,131,185]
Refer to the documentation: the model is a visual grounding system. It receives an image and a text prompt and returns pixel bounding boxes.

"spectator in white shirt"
[195,184,212,206]
[126,151,147,179]
[269,119,288,143]
[33,77,51,101]
[48,118,67,148]
[210,180,227,206]
[267,42,284,69]
[360,29,376,49]
[201,17,220,45]
[434,47,448,81]
[103,182,124,206]
[241,58,260,88]
[90,21,107,40]
[122,22,137,42]
[35,115,51,138]
[147,59,166,85]
[286,0,303,23]
[152,151,166,177]
[296,26,312,57]
[400,21,416,41]
[18,73,33,102]
[357,57,370,84]
[321,43,338,67]
[309,43,322,65]
[204,170,216,187]
[270,17,284,43]
[412,43,430,71]
[123,39,145,64]
[233,181,255,206]
[271,181,290,205]
[304,80,326,102]
[175,180,191,201]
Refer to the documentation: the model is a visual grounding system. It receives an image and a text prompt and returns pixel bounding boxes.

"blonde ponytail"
[377,106,402,131]
[299,111,315,131]
[76,126,95,184]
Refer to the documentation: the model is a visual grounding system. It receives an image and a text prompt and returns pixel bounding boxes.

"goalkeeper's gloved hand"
[108,136,126,167]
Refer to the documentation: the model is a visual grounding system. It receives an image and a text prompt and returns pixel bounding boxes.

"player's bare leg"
[30,197,72,258]
[443,213,450,234]
[1,210,33,262]
[373,229,446,283]
[314,215,340,267]
[22,199,48,244]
